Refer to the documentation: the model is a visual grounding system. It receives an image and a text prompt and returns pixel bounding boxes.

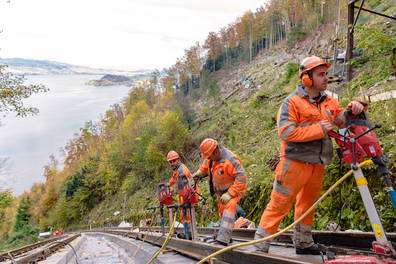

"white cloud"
[0,0,265,70]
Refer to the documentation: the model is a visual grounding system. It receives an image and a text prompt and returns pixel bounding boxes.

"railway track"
[94,226,396,264]
[100,228,317,264]
[0,233,80,264]
[115,226,396,250]
[3,227,394,263]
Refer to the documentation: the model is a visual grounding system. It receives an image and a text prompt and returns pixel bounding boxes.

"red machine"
[52,229,64,236]
[324,111,396,263]
[327,111,396,210]
[145,182,175,236]
[173,175,199,240]
[328,111,383,164]
[178,175,199,205]
[158,182,174,206]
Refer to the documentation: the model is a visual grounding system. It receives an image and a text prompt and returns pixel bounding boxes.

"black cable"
[47,241,80,264]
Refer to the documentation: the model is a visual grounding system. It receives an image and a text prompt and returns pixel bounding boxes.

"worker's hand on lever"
[319,119,333,134]
[220,192,233,204]
[348,100,365,115]
[192,170,203,183]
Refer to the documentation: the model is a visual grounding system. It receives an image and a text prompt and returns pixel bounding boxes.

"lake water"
[0,74,132,194]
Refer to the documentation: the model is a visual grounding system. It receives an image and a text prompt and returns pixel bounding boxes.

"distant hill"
[87,74,136,87]
[0,58,151,76]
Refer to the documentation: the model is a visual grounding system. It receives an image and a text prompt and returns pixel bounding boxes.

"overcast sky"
[0,0,265,70]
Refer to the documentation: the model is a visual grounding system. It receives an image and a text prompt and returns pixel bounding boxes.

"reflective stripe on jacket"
[199,145,247,197]
[168,162,194,191]
[278,85,344,165]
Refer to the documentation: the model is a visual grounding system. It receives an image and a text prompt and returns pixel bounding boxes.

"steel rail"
[0,235,67,262]
[102,229,316,264]
[116,226,396,250]
[4,234,80,264]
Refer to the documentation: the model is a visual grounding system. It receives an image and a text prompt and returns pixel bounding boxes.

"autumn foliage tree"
[0,65,48,119]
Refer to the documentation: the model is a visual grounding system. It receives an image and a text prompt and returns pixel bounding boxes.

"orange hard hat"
[200,138,218,159]
[299,56,331,78]
[167,150,180,161]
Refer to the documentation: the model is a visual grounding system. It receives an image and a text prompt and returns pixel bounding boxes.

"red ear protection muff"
[301,73,313,88]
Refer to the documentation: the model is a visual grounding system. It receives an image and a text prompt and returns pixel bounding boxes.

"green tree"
[14,197,31,232]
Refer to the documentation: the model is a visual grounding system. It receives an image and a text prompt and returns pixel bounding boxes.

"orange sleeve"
[199,160,210,175]
[225,158,247,198]
[182,165,192,178]
[332,99,346,127]
[182,165,195,187]
[168,171,177,187]
[278,99,324,142]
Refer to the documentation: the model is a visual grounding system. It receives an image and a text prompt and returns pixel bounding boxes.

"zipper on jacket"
[316,100,324,164]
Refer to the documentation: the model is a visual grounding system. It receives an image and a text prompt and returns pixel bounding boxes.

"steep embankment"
[46,3,396,231]
[188,51,395,231]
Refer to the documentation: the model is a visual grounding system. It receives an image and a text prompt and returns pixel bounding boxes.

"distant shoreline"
[0,57,151,76]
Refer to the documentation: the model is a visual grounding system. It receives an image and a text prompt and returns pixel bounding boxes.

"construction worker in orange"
[252,56,365,255]
[167,151,198,226]
[193,138,247,246]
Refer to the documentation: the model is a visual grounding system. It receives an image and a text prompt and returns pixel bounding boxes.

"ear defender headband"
[299,65,313,88]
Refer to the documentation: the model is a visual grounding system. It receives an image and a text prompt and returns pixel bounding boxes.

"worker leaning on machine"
[167,150,199,224]
[193,138,247,246]
[251,56,365,255]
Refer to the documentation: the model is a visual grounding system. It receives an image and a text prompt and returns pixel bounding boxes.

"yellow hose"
[146,211,177,264]
[197,160,373,264]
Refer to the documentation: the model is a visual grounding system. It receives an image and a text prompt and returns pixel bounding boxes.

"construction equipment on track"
[326,110,396,262]
[167,175,199,241]
[145,182,175,236]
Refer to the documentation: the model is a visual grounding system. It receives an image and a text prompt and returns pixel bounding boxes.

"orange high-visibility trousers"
[216,196,240,244]
[259,158,324,234]
[178,195,190,223]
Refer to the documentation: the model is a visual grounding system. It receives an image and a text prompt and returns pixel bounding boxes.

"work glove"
[220,192,233,204]
[192,170,204,183]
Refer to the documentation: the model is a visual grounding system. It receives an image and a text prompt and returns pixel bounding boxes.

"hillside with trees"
[1,0,395,250]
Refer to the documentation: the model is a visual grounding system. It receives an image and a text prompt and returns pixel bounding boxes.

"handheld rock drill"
[145,182,174,236]
[168,175,199,240]
[328,110,396,256]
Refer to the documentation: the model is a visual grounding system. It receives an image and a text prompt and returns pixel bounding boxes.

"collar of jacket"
[296,84,327,104]
[218,145,228,163]
[172,161,181,171]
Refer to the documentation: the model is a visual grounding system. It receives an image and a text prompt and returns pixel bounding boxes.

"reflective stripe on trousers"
[216,196,240,244]
[178,195,190,223]
[258,158,324,246]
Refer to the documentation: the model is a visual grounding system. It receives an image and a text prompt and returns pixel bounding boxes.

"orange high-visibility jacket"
[278,85,345,164]
[168,162,194,191]
[199,145,247,197]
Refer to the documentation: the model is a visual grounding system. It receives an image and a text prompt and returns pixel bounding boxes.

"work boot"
[176,232,186,239]
[205,237,228,246]
[252,226,270,253]
[213,240,228,246]
[176,232,192,240]
[240,244,269,253]
[295,244,322,255]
